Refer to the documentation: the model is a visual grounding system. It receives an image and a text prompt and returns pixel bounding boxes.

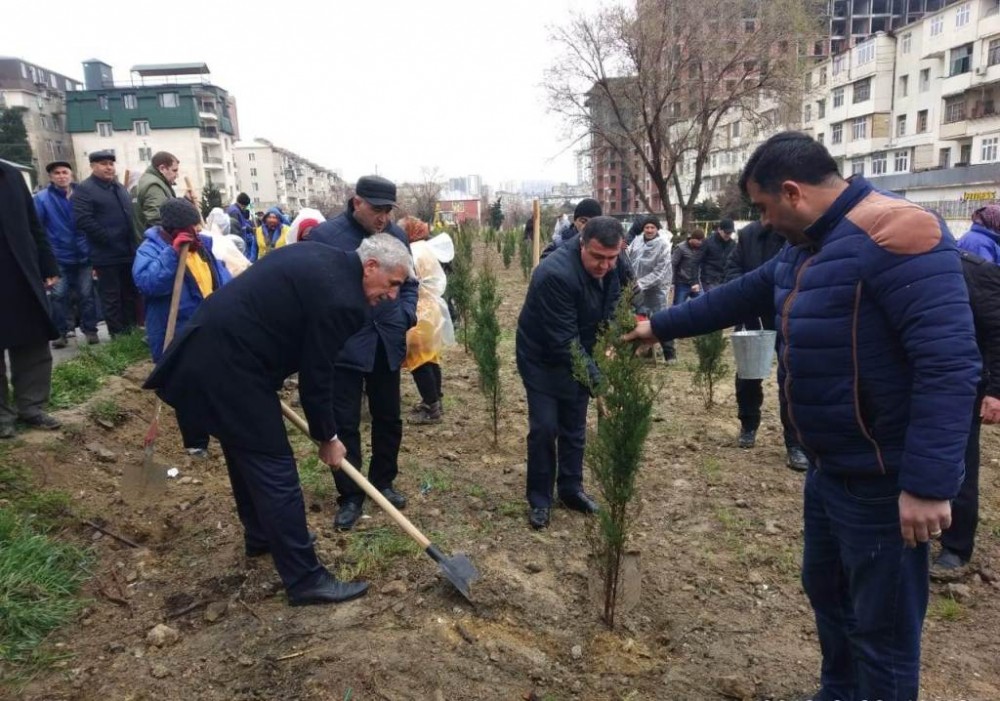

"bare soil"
[8,244,1000,701]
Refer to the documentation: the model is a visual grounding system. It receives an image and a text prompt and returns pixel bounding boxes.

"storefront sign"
[962,191,997,201]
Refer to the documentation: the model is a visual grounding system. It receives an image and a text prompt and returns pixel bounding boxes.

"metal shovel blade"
[122,443,167,504]
[426,545,480,601]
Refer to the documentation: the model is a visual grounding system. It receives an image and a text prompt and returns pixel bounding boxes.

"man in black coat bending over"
[144,234,414,606]
[308,176,419,531]
[516,216,623,529]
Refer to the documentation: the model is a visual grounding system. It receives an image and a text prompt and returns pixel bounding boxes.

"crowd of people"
[3,131,999,699]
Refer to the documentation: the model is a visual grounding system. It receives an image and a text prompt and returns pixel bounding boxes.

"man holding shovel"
[144,234,414,606]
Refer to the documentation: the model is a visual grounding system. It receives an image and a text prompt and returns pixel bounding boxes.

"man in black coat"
[73,150,140,337]
[516,216,622,530]
[307,176,419,531]
[723,221,809,471]
[698,218,735,291]
[0,160,63,438]
[144,234,413,606]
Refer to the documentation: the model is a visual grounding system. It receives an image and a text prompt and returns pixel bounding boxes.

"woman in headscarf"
[399,216,454,424]
[957,205,1000,264]
[285,207,326,245]
[626,215,673,360]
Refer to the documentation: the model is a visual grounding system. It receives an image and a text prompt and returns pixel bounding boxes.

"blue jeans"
[802,468,928,701]
[525,387,589,508]
[672,284,700,305]
[51,263,97,334]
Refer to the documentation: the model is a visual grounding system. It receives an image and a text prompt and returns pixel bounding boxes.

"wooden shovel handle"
[280,400,431,549]
[163,243,190,349]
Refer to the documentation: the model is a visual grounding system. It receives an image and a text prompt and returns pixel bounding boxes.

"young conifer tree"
[693,330,729,408]
[470,262,502,443]
[448,227,477,350]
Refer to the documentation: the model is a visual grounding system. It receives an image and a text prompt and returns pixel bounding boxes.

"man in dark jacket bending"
[307,176,418,531]
[144,234,413,606]
[516,216,622,530]
[626,132,980,701]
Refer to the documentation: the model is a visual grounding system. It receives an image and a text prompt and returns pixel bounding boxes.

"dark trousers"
[411,362,442,404]
[941,404,982,561]
[330,342,402,505]
[735,377,798,449]
[94,263,139,336]
[802,468,927,701]
[51,263,97,335]
[176,409,210,451]
[219,443,325,595]
[525,386,589,508]
[672,283,699,306]
[0,341,53,425]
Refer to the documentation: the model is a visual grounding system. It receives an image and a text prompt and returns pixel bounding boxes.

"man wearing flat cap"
[73,150,141,337]
[34,160,99,347]
[308,175,419,531]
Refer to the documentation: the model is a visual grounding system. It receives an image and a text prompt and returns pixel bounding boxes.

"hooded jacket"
[956,222,1000,265]
[35,183,89,266]
[252,207,290,261]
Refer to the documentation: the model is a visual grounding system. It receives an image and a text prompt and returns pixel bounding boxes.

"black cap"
[574,198,602,220]
[718,218,735,233]
[45,160,72,173]
[355,175,397,207]
[159,198,201,231]
[89,149,116,163]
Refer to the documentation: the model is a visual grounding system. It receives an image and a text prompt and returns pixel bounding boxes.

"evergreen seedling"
[470,263,502,443]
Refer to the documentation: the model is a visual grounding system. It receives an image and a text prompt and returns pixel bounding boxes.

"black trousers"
[330,341,402,504]
[525,386,589,508]
[411,362,442,404]
[0,341,52,425]
[94,263,139,336]
[176,409,210,450]
[219,442,326,595]
[941,398,983,561]
[735,377,797,449]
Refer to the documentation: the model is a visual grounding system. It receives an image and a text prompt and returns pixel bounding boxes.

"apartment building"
[233,139,345,212]
[0,57,83,186]
[65,61,239,200]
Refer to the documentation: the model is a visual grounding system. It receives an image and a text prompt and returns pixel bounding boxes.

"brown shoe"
[410,400,442,424]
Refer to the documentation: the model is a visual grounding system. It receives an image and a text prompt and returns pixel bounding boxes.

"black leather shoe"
[379,487,407,510]
[529,507,550,530]
[334,501,364,531]
[559,491,600,514]
[19,413,61,431]
[246,531,317,558]
[738,428,756,449]
[288,572,369,607]
[786,446,809,472]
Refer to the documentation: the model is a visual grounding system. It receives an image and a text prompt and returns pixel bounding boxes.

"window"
[804,104,813,122]
[930,15,944,35]
[851,159,865,175]
[919,68,930,92]
[832,122,844,144]
[139,147,152,162]
[917,110,928,132]
[248,152,256,162]
[98,95,109,110]
[983,137,999,162]
[833,87,845,108]
[96,122,113,137]
[961,143,973,163]
[731,121,740,138]
[250,167,257,176]
[939,148,951,168]
[833,54,847,76]
[989,38,1000,67]
[39,115,50,130]
[899,75,909,97]
[20,62,27,79]
[819,68,827,86]
[817,132,825,144]
[853,78,871,103]
[252,182,259,192]
[856,40,875,66]
[158,92,180,108]
[134,120,150,135]
[902,33,912,54]
[853,117,868,140]
[896,115,907,136]
[871,152,887,175]
[818,99,826,119]
[956,2,971,26]
[950,44,973,76]
[49,74,58,89]
[122,93,137,110]
[945,96,967,123]
[894,150,910,172]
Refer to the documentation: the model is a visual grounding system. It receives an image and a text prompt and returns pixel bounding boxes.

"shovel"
[280,400,480,601]
[124,242,190,503]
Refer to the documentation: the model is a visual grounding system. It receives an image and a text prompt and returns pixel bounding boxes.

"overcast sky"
[5,0,610,187]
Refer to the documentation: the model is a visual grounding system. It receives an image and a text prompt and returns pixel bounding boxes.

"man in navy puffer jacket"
[627,132,981,701]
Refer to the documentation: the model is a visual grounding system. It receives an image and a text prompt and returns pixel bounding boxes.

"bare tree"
[545,0,821,230]
[397,167,443,223]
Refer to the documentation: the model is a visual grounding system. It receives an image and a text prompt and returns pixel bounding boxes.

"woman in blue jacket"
[133,198,231,456]
[956,205,1000,263]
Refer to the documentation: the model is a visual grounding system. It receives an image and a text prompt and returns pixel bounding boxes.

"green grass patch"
[701,456,722,481]
[0,511,92,671]
[298,455,333,499]
[467,484,487,499]
[418,470,453,494]
[86,398,128,427]
[928,595,965,621]
[498,500,523,518]
[49,331,148,409]
[337,527,420,580]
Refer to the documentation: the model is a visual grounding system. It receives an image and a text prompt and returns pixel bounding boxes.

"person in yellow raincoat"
[399,216,454,424]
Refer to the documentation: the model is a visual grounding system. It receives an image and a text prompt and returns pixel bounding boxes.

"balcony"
[203,156,224,169]
[940,119,969,139]
[199,127,220,142]
[199,110,218,121]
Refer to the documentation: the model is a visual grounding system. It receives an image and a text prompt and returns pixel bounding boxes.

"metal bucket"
[730,329,776,380]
